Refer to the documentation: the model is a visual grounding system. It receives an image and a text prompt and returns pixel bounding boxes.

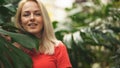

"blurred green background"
[0,0,120,68]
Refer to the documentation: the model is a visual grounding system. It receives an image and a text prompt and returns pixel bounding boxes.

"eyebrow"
[23,9,41,13]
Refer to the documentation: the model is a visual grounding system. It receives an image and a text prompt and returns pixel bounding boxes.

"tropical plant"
[1,0,120,68]
[54,0,120,68]
[0,0,39,68]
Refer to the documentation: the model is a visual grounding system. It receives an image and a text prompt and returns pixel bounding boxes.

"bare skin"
[21,1,43,38]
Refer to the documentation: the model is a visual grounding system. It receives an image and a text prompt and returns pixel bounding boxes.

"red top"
[30,42,72,68]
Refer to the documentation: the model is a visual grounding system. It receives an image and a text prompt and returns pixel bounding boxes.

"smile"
[28,23,38,27]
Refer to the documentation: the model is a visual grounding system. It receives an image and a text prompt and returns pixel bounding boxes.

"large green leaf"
[0,36,32,68]
[0,55,13,68]
[0,37,13,68]
[0,29,39,50]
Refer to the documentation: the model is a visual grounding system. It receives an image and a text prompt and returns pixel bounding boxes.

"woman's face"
[21,1,43,36]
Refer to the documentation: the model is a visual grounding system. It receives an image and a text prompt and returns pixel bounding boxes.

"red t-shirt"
[31,42,72,68]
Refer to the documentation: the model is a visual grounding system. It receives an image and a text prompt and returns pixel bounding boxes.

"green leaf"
[73,31,83,44]
[0,6,10,15]
[0,29,39,50]
[73,31,85,50]
[89,30,99,44]
[0,36,32,68]
[0,37,13,68]
[0,0,5,5]
[63,34,72,49]
[0,55,13,68]
[8,43,33,68]
[52,21,58,29]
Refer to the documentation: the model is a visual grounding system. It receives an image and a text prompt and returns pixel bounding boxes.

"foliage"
[0,0,39,68]
[1,0,120,68]
[54,0,120,68]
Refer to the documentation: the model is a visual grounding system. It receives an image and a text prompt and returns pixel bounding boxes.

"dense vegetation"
[0,0,120,68]
[54,0,120,68]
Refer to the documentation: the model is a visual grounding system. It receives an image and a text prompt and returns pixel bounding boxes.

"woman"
[14,0,72,68]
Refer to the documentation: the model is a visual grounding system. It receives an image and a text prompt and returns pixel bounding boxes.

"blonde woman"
[14,0,72,68]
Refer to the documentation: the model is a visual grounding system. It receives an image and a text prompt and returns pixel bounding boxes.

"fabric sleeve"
[55,42,72,68]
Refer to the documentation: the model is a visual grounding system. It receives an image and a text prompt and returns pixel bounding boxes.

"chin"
[28,30,40,35]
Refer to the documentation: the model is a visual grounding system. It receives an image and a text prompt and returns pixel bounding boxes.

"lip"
[28,23,37,26]
[27,23,38,28]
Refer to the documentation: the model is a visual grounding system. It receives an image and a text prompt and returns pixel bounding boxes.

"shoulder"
[54,41,72,68]
[54,41,68,55]
[55,41,67,49]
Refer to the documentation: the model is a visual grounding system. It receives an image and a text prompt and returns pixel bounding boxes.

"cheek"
[21,17,26,23]
[38,20,43,29]
[37,18,44,31]
[38,17,43,24]
[21,18,28,26]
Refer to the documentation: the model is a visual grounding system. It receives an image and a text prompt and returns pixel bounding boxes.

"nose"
[30,14,35,22]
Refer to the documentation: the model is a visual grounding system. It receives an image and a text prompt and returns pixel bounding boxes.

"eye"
[35,12,42,16]
[22,13,30,17]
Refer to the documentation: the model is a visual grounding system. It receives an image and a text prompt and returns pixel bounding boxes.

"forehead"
[22,1,40,11]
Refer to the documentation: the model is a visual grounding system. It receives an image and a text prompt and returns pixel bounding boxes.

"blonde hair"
[15,0,59,55]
